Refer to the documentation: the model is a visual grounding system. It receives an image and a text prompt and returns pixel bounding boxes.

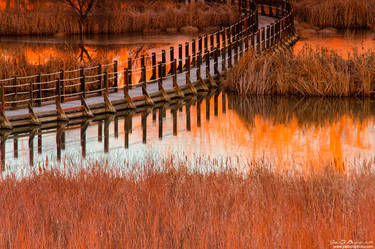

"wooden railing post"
[198,36,203,55]
[56,78,61,104]
[266,25,270,49]
[185,42,189,71]
[162,50,166,77]
[37,73,42,106]
[141,65,146,86]
[197,52,202,78]
[214,49,218,75]
[205,50,210,79]
[222,29,226,71]
[256,29,261,54]
[158,62,163,90]
[178,44,183,73]
[151,53,157,80]
[104,71,108,95]
[80,67,86,99]
[216,31,220,52]
[29,81,33,107]
[234,34,238,64]
[210,34,214,55]
[261,27,265,51]
[114,60,118,92]
[97,64,102,95]
[204,34,208,53]
[127,58,132,87]
[12,76,17,108]
[60,70,65,103]
[0,83,4,113]
[169,47,174,75]
[192,39,196,66]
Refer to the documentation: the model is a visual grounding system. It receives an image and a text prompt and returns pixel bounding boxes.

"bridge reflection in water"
[1,93,375,172]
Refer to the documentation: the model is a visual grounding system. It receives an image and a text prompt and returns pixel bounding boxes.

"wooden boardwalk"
[0,0,297,133]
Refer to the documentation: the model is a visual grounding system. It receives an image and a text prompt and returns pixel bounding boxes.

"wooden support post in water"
[172,107,177,136]
[186,102,191,131]
[197,96,202,127]
[0,134,6,171]
[158,107,163,139]
[80,120,89,158]
[142,112,147,144]
[124,113,131,149]
[13,136,18,158]
[104,116,111,153]
[222,92,226,114]
[29,129,36,166]
[98,120,103,142]
[114,116,119,138]
[114,60,118,92]
[80,67,86,99]
[151,53,157,80]
[206,94,210,121]
[214,93,218,116]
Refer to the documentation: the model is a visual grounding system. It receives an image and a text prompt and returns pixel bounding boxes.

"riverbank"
[225,47,375,97]
[0,1,238,36]
[0,158,373,249]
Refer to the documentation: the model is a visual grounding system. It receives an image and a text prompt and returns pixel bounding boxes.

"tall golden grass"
[0,158,374,249]
[226,47,375,97]
[0,2,238,36]
[292,0,375,29]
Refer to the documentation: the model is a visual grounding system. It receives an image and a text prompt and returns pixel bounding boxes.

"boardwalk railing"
[0,0,296,129]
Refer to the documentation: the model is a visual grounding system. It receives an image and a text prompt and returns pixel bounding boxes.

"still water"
[1,92,375,174]
[1,33,375,174]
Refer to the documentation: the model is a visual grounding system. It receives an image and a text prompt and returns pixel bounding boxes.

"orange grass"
[226,47,375,97]
[0,1,238,36]
[292,0,375,29]
[0,158,374,249]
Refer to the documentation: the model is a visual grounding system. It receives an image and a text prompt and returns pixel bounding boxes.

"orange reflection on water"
[294,33,375,57]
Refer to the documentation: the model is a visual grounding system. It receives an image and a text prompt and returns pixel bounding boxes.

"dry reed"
[226,47,375,97]
[0,2,238,36]
[292,0,375,29]
[0,158,374,249]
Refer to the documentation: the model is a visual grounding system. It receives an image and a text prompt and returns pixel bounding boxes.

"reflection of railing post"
[142,112,147,144]
[158,107,163,139]
[114,60,118,92]
[186,102,191,131]
[13,135,18,158]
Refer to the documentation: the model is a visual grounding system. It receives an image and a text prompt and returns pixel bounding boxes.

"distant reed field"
[0,158,374,249]
[292,0,375,29]
[226,48,375,97]
[0,1,238,36]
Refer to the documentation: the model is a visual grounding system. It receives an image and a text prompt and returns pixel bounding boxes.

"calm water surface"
[1,33,375,174]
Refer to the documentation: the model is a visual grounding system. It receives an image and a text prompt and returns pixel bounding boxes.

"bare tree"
[59,0,100,38]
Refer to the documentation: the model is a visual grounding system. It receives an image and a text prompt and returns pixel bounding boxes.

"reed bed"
[0,158,374,249]
[0,2,238,36]
[292,0,375,29]
[226,48,375,97]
